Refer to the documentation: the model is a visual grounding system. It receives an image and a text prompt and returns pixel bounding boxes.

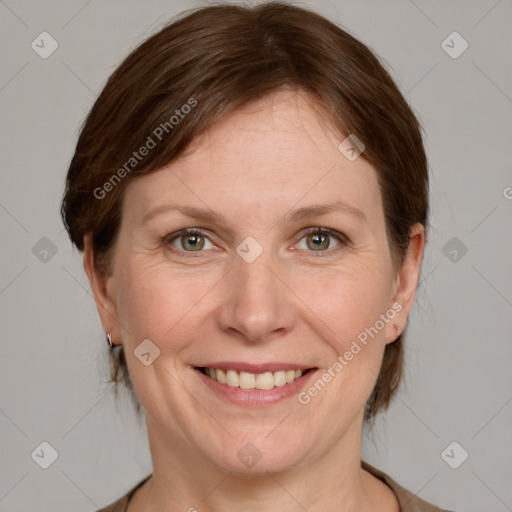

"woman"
[61,2,456,511]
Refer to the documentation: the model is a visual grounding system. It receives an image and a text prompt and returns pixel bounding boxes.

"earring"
[394,324,401,335]
[106,331,113,347]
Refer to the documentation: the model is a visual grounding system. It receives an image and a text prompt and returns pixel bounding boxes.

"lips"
[195,363,318,406]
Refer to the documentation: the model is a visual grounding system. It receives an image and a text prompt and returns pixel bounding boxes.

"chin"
[202,433,308,475]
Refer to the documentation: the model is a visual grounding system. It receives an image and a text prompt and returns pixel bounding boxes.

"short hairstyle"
[60,1,429,424]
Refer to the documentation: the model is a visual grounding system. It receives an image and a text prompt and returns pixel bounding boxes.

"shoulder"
[362,460,457,512]
[96,474,152,512]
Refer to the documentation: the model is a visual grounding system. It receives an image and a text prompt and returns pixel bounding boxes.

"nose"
[217,247,296,344]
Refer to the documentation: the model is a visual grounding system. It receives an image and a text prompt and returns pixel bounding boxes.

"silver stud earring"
[106,331,113,347]
[394,324,401,335]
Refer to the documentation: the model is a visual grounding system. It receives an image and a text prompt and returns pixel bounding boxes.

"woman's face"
[86,88,423,475]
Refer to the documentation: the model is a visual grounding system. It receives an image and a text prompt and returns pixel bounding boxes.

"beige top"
[96,460,455,511]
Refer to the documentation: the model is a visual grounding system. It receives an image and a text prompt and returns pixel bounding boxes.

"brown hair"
[60,1,429,424]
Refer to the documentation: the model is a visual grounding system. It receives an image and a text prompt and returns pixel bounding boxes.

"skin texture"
[84,88,424,511]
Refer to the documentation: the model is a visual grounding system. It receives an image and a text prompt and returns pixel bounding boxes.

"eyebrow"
[140,200,366,227]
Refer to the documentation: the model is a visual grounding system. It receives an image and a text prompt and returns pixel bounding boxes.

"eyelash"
[163,227,350,258]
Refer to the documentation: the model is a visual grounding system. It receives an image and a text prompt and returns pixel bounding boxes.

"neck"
[131,412,388,512]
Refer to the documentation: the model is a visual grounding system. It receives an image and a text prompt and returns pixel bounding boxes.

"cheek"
[114,255,219,350]
[293,259,392,353]
[113,258,214,410]
[293,268,391,421]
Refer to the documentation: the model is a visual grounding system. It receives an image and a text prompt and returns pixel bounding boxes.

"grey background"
[1,0,511,510]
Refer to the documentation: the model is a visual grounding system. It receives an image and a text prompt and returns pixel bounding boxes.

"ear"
[83,233,121,346]
[385,223,425,344]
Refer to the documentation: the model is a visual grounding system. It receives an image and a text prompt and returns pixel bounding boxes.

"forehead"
[123,89,383,229]
[181,88,348,166]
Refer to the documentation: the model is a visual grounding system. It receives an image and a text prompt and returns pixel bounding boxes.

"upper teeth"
[204,368,304,389]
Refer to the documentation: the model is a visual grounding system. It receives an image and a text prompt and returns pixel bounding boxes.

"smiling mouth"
[197,367,314,390]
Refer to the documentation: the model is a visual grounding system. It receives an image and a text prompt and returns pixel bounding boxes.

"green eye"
[164,227,348,257]
[305,232,330,251]
[167,229,213,252]
[180,233,205,251]
[297,228,346,252]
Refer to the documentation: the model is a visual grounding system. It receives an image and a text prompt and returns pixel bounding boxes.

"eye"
[165,228,214,253]
[295,227,348,253]
[164,227,349,257]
